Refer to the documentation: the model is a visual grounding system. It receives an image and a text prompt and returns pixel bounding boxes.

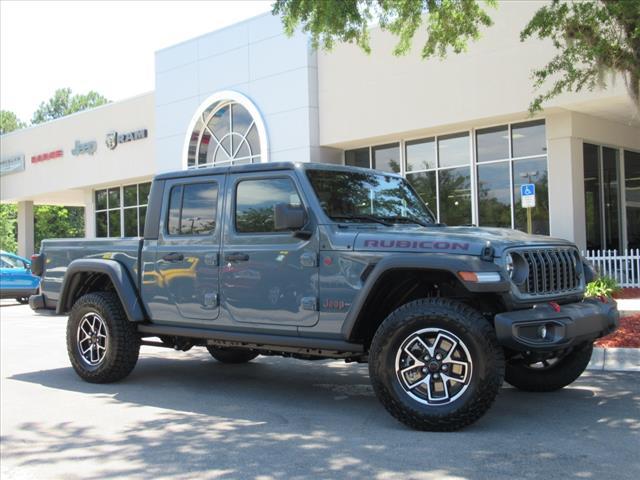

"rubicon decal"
[363,239,470,251]
[31,150,63,163]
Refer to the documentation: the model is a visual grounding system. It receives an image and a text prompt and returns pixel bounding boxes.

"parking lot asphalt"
[1,299,639,480]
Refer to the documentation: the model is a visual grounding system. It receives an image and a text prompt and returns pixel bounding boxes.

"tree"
[0,110,26,135]
[0,204,18,253]
[34,205,84,252]
[273,0,640,114]
[31,88,109,124]
[522,0,640,113]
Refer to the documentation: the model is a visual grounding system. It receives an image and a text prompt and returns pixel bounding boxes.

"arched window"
[186,93,267,168]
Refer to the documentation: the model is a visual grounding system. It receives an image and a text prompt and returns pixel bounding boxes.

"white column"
[83,188,95,238]
[546,112,586,249]
[17,201,34,257]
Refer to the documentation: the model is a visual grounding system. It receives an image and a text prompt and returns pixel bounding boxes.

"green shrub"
[585,276,621,298]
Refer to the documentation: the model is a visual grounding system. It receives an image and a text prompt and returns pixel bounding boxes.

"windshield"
[306,169,435,225]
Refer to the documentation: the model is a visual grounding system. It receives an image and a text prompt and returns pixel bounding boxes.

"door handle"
[162,252,184,262]
[225,252,250,262]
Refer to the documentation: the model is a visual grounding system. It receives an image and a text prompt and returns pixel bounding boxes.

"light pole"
[520,171,538,234]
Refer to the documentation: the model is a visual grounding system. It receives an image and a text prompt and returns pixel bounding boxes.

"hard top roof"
[154,162,403,181]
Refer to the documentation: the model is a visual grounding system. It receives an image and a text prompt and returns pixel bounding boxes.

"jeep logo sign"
[71,140,97,156]
[105,128,148,150]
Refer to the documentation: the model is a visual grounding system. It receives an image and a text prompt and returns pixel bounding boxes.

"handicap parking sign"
[521,183,536,208]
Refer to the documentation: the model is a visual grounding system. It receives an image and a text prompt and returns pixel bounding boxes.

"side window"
[166,182,218,236]
[236,177,302,233]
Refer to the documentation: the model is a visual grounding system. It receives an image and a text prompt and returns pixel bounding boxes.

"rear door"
[148,174,225,324]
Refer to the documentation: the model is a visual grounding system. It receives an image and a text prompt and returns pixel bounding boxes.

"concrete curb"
[588,347,640,372]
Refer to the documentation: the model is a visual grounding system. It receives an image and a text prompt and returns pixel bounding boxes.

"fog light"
[538,325,547,340]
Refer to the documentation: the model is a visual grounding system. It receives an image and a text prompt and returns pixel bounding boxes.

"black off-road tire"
[206,346,259,364]
[67,292,140,383]
[505,343,593,392]
[369,298,505,431]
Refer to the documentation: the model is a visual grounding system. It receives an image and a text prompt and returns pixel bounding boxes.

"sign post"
[520,183,536,234]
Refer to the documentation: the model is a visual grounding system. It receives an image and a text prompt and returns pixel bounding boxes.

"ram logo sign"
[105,128,148,150]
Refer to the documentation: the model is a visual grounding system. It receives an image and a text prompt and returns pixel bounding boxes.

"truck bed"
[39,238,142,308]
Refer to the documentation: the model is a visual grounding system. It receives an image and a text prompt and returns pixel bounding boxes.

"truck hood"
[352,225,575,256]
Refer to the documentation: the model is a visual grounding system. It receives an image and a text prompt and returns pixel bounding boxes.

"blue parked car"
[0,251,41,304]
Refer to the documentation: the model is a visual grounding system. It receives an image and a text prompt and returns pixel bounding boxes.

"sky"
[0,0,273,123]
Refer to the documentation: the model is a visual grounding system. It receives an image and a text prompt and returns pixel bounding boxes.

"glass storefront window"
[512,120,546,158]
[513,157,549,235]
[477,162,511,228]
[345,147,370,168]
[347,120,549,232]
[476,125,509,163]
[583,143,602,250]
[438,167,472,226]
[438,132,469,168]
[406,138,436,172]
[95,182,151,238]
[625,150,640,249]
[406,171,437,213]
[372,143,400,173]
[602,147,621,250]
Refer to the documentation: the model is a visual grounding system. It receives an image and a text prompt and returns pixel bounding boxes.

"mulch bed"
[594,312,640,348]
[613,288,640,299]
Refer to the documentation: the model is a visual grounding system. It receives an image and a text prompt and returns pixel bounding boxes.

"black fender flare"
[341,253,510,341]
[57,259,147,322]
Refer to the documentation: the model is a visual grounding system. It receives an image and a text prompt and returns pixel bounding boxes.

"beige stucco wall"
[317,1,636,149]
[0,92,156,205]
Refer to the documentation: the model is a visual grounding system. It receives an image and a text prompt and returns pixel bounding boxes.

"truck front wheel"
[66,292,140,383]
[505,343,593,392]
[369,298,505,431]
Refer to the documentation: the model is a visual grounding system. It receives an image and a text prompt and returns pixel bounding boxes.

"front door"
[151,174,224,324]
[220,171,319,327]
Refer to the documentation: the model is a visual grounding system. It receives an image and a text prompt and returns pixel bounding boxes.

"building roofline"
[154,11,273,55]
[0,90,155,139]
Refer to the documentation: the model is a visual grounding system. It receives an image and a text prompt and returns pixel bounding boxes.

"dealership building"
[1,2,639,259]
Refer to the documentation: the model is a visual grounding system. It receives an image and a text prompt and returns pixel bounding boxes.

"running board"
[136,323,364,354]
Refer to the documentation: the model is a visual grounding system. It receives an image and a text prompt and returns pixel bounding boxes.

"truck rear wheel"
[369,298,504,431]
[66,292,140,383]
[505,343,593,392]
[206,346,258,364]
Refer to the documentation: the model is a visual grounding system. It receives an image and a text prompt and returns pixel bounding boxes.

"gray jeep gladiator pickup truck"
[29,162,618,431]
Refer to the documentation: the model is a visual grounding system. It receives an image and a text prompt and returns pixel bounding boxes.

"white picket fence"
[583,249,640,288]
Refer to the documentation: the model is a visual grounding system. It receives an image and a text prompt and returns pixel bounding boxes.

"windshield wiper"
[330,214,393,226]
[381,215,432,228]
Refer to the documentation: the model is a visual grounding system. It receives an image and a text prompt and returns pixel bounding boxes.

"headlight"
[505,253,514,278]
[503,252,528,285]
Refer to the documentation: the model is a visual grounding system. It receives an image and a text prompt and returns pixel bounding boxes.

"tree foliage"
[31,88,109,124]
[521,0,640,113]
[0,204,18,253]
[0,204,84,254]
[273,0,640,113]
[34,206,84,252]
[0,110,26,135]
[273,0,495,57]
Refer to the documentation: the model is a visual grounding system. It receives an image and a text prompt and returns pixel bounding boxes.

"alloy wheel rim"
[395,327,473,406]
[77,313,108,366]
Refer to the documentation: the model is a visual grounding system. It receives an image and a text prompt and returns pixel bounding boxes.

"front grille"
[518,248,582,296]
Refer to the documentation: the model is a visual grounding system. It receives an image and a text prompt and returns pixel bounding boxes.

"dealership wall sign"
[105,128,148,150]
[72,140,98,156]
[31,149,63,164]
[0,154,25,175]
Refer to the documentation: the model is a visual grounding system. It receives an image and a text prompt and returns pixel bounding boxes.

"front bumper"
[494,298,619,352]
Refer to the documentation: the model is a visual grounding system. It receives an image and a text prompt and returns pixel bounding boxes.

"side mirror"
[274,203,306,231]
